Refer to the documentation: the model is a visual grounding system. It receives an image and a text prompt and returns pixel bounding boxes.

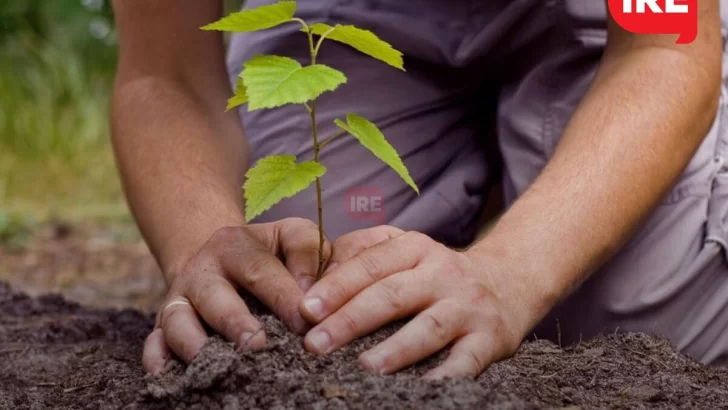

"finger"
[189,274,267,349]
[276,218,332,291]
[159,297,208,363]
[142,328,170,375]
[326,225,405,271]
[301,231,429,323]
[359,302,465,375]
[304,269,431,354]
[219,246,308,334]
[424,332,493,379]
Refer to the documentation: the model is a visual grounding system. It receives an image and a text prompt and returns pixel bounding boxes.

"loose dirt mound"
[1,282,727,409]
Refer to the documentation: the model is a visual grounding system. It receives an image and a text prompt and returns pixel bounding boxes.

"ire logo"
[344,186,385,224]
[608,0,697,44]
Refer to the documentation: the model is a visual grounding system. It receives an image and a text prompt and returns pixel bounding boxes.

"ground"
[0,221,165,313]
[1,223,727,409]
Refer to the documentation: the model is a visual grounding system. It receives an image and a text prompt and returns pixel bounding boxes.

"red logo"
[344,186,385,224]
[608,0,697,44]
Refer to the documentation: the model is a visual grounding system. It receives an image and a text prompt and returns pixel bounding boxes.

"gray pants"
[228,0,728,364]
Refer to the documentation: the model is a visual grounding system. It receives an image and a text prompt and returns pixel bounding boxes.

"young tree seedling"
[203,1,419,279]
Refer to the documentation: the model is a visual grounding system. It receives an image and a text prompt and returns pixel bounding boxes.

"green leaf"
[309,23,404,71]
[201,1,296,32]
[227,77,249,111]
[244,155,327,222]
[335,114,419,194]
[243,55,346,110]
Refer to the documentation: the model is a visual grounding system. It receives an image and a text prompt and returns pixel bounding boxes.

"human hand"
[299,226,544,379]
[142,218,330,374]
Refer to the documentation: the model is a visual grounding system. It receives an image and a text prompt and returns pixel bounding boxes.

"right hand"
[141,218,330,374]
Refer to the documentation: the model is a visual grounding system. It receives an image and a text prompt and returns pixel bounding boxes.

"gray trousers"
[228,0,728,364]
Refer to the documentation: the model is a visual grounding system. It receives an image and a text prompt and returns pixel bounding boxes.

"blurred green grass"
[0,0,122,221]
[0,0,244,223]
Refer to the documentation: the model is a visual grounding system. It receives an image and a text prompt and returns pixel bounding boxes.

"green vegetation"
[203,1,418,277]
[0,210,35,251]
[0,0,244,222]
[0,0,122,220]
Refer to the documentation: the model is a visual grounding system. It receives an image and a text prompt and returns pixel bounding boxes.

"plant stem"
[318,129,348,150]
[311,104,325,279]
[304,26,327,279]
[292,17,309,32]
[314,26,337,56]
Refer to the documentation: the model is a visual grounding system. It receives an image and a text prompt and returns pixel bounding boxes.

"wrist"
[160,214,246,284]
[464,243,564,336]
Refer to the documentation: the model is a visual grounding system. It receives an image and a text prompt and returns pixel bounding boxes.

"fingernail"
[239,332,254,347]
[361,350,387,374]
[291,311,308,334]
[298,276,315,292]
[307,330,332,353]
[423,370,446,380]
[422,371,440,380]
[303,297,325,321]
[149,361,165,375]
[239,330,264,350]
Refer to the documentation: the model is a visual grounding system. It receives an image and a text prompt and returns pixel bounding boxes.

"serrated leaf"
[243,55,346,110]
[201,1,296,32]
[227,77,249,110]
[309,23,404,71]
[244,155,326,222]
[335,114,418,194]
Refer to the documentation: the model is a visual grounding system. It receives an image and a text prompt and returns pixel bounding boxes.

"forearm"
[111,0,248,279]
[471,45,721,329]
[112,78,248,279]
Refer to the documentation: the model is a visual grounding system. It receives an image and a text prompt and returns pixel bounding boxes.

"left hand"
[299,226,541,379]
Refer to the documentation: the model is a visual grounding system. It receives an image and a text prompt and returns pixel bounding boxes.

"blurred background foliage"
[0,0,243,222]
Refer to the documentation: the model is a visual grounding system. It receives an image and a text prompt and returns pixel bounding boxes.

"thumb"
[275,218,332,291]
[325,225,405,275]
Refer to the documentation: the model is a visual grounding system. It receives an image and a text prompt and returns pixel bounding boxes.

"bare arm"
[112,0,330,373]
[471,0,723,327]
[111,0,246,278]
[295,0,723,378]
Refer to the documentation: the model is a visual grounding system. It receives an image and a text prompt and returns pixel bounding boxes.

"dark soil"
[2,283,728,409]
